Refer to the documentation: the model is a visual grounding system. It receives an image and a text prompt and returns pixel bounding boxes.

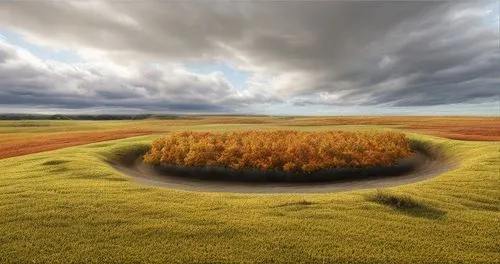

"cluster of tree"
[144,131,412,173]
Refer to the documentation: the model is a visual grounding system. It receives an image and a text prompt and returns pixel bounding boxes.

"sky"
[0,1,498,116]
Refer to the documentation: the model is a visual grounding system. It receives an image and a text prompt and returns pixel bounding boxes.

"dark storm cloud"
[0,1,498,111]
[0,92,228,112]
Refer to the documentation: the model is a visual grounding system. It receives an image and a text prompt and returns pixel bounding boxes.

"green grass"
[0,125,499,263]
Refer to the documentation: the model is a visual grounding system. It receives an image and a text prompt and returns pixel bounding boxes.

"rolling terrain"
[0,116,498,263]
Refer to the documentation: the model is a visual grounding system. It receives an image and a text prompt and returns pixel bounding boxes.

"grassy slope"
[0,120,154,159]
[0,125,499,263]
[0,120,137,134]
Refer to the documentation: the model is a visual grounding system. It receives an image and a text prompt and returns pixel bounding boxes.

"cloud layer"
[0,42,249,112]
[0,1,498,113]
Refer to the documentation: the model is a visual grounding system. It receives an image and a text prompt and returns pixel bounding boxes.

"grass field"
[1,116,498,159]
[0,117,499,263]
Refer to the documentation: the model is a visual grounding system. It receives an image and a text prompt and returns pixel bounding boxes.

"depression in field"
[0,1,499,264]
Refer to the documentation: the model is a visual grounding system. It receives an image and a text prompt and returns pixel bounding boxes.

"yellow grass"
[0,120,498,263]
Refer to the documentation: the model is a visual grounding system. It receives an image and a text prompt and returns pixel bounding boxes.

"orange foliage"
[0,129,152,159]
[144,131,412,173]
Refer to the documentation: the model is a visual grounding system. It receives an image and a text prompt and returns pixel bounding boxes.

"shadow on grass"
[273,200,317,208]
[42,159,70,166]
[366,190,446,220]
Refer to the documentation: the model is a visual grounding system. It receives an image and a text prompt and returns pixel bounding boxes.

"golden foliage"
[144,131,412,173]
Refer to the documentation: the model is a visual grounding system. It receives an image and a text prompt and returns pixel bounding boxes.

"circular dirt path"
[110,149,455,193]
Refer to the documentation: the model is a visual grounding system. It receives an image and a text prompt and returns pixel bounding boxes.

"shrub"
[144,131,411,173]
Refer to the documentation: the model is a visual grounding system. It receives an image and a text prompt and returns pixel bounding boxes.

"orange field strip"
[0,129,153,159]
[0,117,497,160]
[144,116,500,141]
[273,117,500,141]
[405,127,500,141]
[403,122,500,141]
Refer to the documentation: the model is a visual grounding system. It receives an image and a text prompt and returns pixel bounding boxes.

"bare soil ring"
[109,142,455,193]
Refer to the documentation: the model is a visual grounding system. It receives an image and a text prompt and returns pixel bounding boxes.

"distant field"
[0,118,498,263]
[0,116,498,159]
[0,129,152,159]
[137,116,500,141]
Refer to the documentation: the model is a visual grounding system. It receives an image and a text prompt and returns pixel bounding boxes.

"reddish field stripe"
[405,124,500,141]
[408,130,500,141]
[0,129,153,159]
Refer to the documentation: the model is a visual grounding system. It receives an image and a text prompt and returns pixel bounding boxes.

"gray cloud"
[0,1,498,112]
[0,42,246,112]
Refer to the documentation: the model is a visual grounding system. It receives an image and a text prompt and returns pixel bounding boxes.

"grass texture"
[0,123,498,263]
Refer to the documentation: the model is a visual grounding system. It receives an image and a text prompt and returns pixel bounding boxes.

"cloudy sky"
[0,1,498,115]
